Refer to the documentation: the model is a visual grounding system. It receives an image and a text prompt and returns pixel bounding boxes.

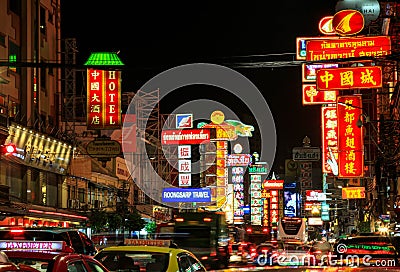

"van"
[0,227,97,256]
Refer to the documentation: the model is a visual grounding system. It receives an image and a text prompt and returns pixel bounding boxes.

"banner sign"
[263,179,284,189]
[342,187,366,199]
[227,154,252,166]
[87,69,121,130]
[8,124,72,175]
[306,36,391,61]
[161,129,213,145]
[302,84,337,105]
[337,95,364,178]
[321,106,338,174]
[316,66,382,90]
[306,190,327,201]
[292,147,321,161]
[162,188,212,202]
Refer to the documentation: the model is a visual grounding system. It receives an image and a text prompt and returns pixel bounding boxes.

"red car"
[0,240,109,272]
[0,263,41,272]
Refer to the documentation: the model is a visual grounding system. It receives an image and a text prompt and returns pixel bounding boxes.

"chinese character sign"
[321,106,338,174]
[316,66,382,91]
[337,95,364,178]
[302,84,337,105]
[87,69,121,129]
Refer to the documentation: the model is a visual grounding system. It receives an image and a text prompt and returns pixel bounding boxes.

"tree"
[145,221,157,238]
[88,210,108,233]
[124,209,146,234]
[107,213,123,232]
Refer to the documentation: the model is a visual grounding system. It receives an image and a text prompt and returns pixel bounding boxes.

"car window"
[95,251,169,271]
[79,232,96,256]
[187,254,206,272]
[68,231,85,254]
[178,254,191,272]
[67,260,87,272]
[86,260,108,272]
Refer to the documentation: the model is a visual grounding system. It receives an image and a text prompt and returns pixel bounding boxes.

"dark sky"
[61,1,339,172]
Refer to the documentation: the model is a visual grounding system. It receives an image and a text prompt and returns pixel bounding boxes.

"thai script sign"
[161,129,214,145]
[337,95,364,178]
[227,154,252,166]
[342,186,366,199]
[306,36,391,61]
[292,147,321,161]
[87,69,121,129]
[263,179,284,189]
[316,66,382,90]
[248,163,269,174]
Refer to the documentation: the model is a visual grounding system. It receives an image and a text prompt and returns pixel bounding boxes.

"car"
[0,227,97,256]
[0,263,40,272]
[253,240,284,266]
[278,241,312,266]
[94,238,207,272]
[332,235,399,267]
[309,240,333,265]
[0,239,109,272]
[229,243,244,263]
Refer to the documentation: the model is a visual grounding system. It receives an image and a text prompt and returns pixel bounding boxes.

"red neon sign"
[321,106,338,174]
[332,10,364,36]
[337,95,364,178]
[302,84,337,105]
[316,66,382,90]
[87,69,122,129]
[306,36,391,61]
[319,16,335,35]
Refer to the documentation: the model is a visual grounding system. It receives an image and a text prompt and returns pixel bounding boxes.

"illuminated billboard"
[87,69,122,130]
[302,84,337,105]
[342,187,366,199]
[337,95,364,178]
[316,66,382,90]
[321,105,338,174]
[306,36,391,61]
[332,9,364,36]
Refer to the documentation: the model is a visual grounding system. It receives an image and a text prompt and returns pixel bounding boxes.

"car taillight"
[10,230,24,234]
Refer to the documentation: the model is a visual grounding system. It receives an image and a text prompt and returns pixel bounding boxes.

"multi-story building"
[0,0,143,231]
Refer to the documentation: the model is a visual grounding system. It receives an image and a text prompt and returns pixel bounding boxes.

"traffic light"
[1,143,16,155]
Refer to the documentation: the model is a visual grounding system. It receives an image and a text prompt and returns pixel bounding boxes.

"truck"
[172,211,230,269]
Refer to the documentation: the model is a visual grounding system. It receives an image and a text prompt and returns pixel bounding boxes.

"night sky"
[61,1,339,172]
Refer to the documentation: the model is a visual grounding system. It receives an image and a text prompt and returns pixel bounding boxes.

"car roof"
[98,245,188,254]
[5,250,67,260]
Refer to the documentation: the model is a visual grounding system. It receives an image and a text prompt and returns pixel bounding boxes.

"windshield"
[95,251,169,272]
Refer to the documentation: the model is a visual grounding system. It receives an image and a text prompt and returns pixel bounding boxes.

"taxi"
[94,239,207,271]
[0,240,109,272]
